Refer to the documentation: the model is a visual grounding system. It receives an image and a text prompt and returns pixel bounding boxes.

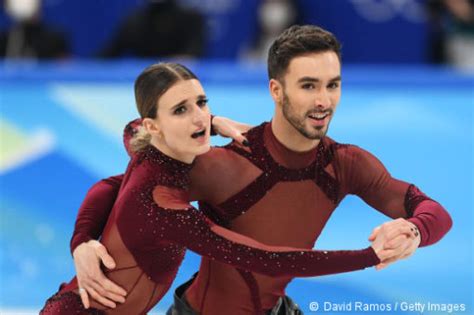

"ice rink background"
[0,61,472,314]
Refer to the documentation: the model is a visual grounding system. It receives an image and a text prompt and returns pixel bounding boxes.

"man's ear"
[269,78,284,106]
[142,117,161,136]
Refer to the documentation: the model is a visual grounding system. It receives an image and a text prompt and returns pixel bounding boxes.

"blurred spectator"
[99,0,205,59]
[244,0,298,60]
[0,0,69,59]
[427,0,474,70]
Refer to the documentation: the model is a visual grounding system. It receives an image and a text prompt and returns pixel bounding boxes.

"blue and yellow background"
[0,0,473,313]
[0,61,472,314]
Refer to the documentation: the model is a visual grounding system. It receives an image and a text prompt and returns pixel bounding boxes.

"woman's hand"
[369,219,420,270]
[211,116,253,146]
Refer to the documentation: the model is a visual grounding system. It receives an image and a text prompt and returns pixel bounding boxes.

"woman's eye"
[302,83,314,90]
[197,99,209,107]
[174,106,186,115]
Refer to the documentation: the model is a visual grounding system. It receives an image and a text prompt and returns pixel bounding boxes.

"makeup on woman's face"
[155,79,211,162]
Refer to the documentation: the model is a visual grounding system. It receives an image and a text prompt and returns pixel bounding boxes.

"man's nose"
[315,90,331,109]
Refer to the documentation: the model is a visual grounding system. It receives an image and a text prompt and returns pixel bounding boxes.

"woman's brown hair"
[130,62,198,152]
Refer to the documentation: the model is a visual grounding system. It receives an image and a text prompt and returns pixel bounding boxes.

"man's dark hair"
[267,25,342,81]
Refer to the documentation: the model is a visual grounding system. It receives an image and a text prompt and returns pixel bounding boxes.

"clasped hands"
[369,218,421,270]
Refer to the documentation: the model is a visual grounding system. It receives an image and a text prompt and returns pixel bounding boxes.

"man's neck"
[271,110,320,153]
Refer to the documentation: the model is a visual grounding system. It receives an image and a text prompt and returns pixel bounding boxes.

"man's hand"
[369,218,421,270]
[73,240,127,309]
[212,116,252,146]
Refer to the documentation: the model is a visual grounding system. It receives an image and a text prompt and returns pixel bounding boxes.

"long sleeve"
[70,175,124,254]
[148,186,380,277]
[405,186,453,247]
[339,145,452,247]
[157,204,379,277]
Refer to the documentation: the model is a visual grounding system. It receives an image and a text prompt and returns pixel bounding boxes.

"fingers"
[96,245,116,270]
[371,220,420,270]
[374,219,416,244]
[87,282,118,309]
[378,240,412,263]
[232,132,249,147]
[80,274,127,306]
[384,234,409,250]
[374,249,392,262]
[375,262,391,271]
[368,226,380,241]
[91,279,126,304]
[382,241,411,259]
[385,224,415,241]
[78,286,90,309]
[236,123,253,134]
[99,276,127,297]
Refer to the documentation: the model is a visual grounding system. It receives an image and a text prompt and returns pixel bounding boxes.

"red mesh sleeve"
[339,145,451,246]
[339,145,410,217]
[70,118,140,254]
[70,175,123,254]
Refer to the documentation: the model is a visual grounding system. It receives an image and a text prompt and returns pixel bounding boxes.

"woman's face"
[149,79,211,163]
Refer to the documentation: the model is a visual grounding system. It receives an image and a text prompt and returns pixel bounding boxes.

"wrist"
[406,219,421,246]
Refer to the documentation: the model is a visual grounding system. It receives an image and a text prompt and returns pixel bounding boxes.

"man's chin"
[301,125,327,140]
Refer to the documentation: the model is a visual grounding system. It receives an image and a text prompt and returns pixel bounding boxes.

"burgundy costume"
[41,123,384,315]
[43,120,452,315]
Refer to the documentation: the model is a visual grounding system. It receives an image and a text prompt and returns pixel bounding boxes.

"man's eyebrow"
[297,76,319,83]
[297,75,341,83]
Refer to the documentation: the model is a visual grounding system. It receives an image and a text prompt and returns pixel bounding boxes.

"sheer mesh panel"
[185,123,407,314]
[68,121,451,315]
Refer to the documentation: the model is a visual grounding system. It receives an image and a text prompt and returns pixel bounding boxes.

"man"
[71,25,452,314]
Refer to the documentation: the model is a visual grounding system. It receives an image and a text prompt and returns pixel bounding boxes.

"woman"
[41,63,388,314]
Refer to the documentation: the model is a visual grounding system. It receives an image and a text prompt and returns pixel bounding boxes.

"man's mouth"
[191,128,206,139]
[308,112,330,121]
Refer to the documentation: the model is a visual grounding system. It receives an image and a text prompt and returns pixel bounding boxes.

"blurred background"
[0,0,473,314]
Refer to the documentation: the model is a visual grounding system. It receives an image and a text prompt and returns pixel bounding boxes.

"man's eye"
[302,83,315,90]
[174,106,186,115]
[197,99,209,107]
[328,82,340,89]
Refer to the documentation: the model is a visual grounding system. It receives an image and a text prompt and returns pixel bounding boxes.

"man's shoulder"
[325,137,374,163]
[327,138,384,171]
[325,136,359,153]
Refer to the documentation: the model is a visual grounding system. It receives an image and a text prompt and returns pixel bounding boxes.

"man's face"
[279,51,341,140]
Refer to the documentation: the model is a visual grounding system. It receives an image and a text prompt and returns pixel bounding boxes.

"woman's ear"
[142,118,161,137]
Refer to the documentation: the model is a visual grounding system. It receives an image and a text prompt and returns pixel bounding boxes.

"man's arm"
[339,145,452,267]
[70,175,126,309]
[70,175,123,254]
[70,119,141,308]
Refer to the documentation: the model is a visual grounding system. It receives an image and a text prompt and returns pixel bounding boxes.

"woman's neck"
[149,137,195,164]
